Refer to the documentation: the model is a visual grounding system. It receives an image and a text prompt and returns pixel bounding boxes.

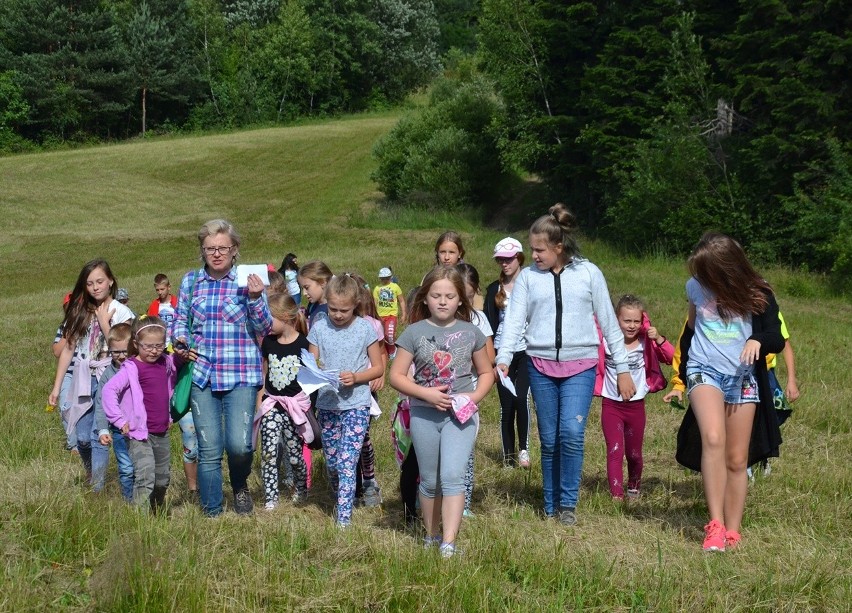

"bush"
[372,75,507,209]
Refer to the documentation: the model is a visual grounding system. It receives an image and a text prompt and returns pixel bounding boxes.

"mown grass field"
[1,112,850,611]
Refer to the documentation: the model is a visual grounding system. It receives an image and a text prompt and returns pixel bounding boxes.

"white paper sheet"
[236,264,270,287]
[297,349,339,395]
[497,368,517,396]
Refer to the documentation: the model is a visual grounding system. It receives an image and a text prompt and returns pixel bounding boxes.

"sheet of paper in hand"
[236,264,270,287]
[297,349,340,395]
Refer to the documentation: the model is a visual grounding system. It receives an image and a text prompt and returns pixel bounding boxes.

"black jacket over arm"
[676,290,785,471]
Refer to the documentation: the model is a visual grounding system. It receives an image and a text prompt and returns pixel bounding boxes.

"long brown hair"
[494,253,525,310]
[434,231,465,264]
[688,232,771,320]
[529,203,580,264]
[409,266,473,324]
[62,259,118,345]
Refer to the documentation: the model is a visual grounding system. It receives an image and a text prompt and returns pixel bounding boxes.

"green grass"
[1,112,850,611]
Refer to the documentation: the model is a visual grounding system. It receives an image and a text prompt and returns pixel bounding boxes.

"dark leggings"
[498,351,531,463]
[399,445,419,524]
[355,429,376,496]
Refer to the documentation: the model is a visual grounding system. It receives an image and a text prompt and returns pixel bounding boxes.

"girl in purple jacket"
[594,295,674,501]
[103,316,181,511]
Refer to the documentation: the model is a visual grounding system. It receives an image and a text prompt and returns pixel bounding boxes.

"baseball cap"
[378,267,392,278]
[493,237,523,259]
[117,288,129,301]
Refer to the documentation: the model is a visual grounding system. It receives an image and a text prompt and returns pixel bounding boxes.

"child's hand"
[422,385,451,411]
[496,364,509,376]
[740,339,762,365]
[99,433,112,446]
[246,273,265,299]
[48,388,60,407]
[616,372,636,401]
[95,301,112,329]
[786,379,800,402]
[369,376,385,392]
[662,389,683,404]
[121,423,130,435]
[339,371,356,386]
[646,326,659,341]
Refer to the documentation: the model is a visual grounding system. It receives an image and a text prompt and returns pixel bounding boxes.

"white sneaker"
[518,449,531,469]
[264,500,277,511]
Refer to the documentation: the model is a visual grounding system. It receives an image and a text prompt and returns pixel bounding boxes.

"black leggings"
[400,445,419,523]
[498,351,531,462]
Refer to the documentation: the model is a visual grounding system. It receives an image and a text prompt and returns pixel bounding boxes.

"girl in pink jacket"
[595,295,674,500]
[103,317,181,511]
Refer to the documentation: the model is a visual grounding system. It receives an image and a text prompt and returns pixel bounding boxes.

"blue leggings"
[320,407,369,525]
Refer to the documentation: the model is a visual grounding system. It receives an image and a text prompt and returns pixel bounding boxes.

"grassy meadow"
[1,112,850,611]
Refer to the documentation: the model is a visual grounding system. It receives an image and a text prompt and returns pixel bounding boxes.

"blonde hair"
[267,270,287,296]
[268,292,308,336]
[297,260,333,287]
[107,322,132,346]
[197,219,240,263]
[325,274,361,307]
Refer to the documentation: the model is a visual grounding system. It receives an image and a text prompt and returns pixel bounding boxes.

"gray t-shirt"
[396,319,486,409]
[686,277,753,376]
[307,316,377,410]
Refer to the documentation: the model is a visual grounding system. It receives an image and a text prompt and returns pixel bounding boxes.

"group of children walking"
[47,207,798,555]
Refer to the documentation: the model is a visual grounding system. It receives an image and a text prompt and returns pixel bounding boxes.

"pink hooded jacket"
[594,312,674,396]
[102,355,178,441]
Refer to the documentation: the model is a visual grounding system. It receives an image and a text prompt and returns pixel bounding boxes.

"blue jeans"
[527,364,596,514]
[191,384,259,516]
[111,426,135,502]
[66,374,109,488]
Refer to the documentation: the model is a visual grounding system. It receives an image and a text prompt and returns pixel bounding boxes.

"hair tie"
[135,323,167,338]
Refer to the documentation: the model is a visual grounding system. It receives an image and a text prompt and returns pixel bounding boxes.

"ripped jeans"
[527,365,595,514]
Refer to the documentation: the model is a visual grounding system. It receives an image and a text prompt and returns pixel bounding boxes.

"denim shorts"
[686,365,759,405]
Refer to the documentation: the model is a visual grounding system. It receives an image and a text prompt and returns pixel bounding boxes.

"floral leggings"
[320,407,369,525]
[260,409,307,505]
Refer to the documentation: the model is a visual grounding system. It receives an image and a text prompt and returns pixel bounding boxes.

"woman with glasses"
[172,219,273,517]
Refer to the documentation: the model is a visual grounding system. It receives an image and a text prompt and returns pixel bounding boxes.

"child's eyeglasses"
[109,350,128,357]
[138,343,165,351]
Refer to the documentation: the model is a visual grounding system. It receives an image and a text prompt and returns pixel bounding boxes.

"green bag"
[170,362,194,422]
[170,272,196,422]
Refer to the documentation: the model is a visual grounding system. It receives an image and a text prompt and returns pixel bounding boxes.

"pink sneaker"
[725,530,741,550]
[703,519,726,552]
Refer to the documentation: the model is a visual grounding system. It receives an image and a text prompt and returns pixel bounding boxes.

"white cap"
[493,237,523,258]
[378,267,392,278]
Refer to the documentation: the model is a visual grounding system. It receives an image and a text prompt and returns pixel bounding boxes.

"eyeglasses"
[108,350,128,357]
[203,245,233,256]
[138,342,165,351]
[495,256,516,264]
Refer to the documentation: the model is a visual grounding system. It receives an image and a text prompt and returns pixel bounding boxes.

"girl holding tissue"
[307,274,385,528]
[390,266,494,558]
[255,293,312,510]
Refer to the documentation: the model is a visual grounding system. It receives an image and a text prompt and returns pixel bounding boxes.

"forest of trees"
[1,0,849,285]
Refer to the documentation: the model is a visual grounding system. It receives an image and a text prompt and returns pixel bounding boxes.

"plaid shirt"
[172,267,272,392]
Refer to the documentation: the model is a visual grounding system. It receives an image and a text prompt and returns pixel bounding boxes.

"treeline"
[0,0,442,143]
[375,0,850,285]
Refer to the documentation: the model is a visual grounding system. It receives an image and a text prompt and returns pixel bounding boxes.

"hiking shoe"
[234,488,254,515]
[439,542,460,558]
[559,508,577,526]
[423,535,441,549]
[518,449,531,469]
[725,530,742,550]
[703,519,726,552]
[362,485,382,507]
[626,488,640,500]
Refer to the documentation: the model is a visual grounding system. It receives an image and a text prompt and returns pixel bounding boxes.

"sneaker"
[439,542,460,558]
[423,535,441,549]
[264,500,277,511]
[725,530,742,550]
[559,508,577,526]
[626,488,640,500]
[762,459,772,477]
[234,488,254,515]
[292,490,307,505]
[362,485,382,508]
[703,519,726,552]
[518,449,531,469]
[462,508,475,518]
[747,466,754,481]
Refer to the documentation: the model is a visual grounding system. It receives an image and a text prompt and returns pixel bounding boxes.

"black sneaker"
[234,488,254,515]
